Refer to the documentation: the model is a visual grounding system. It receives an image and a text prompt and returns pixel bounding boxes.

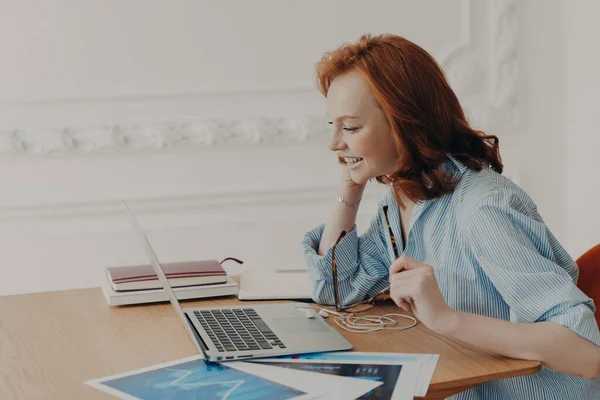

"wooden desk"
[0,288,540,399]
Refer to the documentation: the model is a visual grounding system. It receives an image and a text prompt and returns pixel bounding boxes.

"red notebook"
[107,260,227,292]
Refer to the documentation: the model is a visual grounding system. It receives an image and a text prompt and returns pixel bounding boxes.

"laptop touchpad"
[271,317,329,334]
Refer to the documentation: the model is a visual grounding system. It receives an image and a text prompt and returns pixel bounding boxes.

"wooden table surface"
[0,287,541,399]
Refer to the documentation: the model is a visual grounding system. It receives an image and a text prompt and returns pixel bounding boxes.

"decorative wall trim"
[0,0,522,157]
[0,184,386,240]
[0,115,330,157]
[442,0,485,98]
[439,0,473,68]
[0,185,385,223]
[0,186,314,221]
[488,0,519,125]
[0,86,318,107]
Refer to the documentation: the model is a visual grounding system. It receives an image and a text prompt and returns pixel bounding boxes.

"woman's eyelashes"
[327,121,360,132]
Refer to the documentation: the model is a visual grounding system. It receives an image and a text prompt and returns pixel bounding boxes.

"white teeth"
[344,157,363,164]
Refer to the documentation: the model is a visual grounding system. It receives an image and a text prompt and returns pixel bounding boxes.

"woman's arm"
[303,209,390,306]
[390,188,600,380]
[442,308,600,380]
[464,191,600,378]
[389,257,600,380]
[318,167,365,255]
[302,170,390,306]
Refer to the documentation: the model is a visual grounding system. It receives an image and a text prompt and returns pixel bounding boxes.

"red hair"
[315,34,503,207]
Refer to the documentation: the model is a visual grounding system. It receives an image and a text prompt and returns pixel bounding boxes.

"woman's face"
[327,70,399,184]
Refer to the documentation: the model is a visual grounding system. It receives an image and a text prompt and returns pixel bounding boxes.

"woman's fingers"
[389,280,417,311]
[390,268,423,280]
[389,255,426,275]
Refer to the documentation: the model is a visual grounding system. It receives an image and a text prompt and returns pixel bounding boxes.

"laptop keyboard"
[193,308,286,353]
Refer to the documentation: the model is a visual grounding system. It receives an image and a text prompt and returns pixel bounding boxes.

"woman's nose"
[328,130,346,152]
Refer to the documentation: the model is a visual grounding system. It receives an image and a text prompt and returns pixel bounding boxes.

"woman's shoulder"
[451,165,539,223]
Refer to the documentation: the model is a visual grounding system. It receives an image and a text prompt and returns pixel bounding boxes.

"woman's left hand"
[389,255,456,334]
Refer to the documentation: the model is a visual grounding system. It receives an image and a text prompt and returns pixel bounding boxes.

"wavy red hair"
[315,33,502,206]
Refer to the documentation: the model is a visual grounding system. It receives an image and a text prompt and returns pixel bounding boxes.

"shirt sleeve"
[467,190,600,346]
[302,211,391,306]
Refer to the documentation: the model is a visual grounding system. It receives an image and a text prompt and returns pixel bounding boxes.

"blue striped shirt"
[302,156,600,399]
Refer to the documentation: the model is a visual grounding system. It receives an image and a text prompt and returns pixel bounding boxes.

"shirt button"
[409,237,414,243]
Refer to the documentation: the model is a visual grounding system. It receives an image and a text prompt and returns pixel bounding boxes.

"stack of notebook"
[101,260,239,306]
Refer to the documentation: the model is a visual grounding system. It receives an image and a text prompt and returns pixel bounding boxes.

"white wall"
[1,0,532,295]
[565,2,600,259]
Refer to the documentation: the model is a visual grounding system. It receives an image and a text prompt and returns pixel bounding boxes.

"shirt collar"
[382,154,469,237]
[440,153,469,179]
[405,154,469,231]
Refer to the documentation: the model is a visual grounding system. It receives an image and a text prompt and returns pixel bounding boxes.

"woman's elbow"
[310,280,333,306]
[583,352,600,380]
[311,288,324,304]
[574,347,600,380]
[580,367,600,381]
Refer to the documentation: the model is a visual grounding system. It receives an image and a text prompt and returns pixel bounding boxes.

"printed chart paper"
[261,351,439,397]
[85,355,380,400]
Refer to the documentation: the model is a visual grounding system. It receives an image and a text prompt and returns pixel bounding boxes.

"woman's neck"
[393,189,417,211]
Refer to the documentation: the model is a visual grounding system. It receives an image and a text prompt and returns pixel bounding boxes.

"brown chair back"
[576,244,600,327]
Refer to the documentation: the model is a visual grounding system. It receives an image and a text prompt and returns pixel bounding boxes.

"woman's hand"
[339,165,366,191]
[337,165,366,208]
[389,255,456,334]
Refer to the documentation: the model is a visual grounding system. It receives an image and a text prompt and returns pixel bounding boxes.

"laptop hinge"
[184,313,210,353]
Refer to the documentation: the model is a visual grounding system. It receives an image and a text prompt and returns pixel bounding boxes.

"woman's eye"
[327,121,359,132]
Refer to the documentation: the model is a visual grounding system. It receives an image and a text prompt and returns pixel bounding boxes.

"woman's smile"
[338,155,364,169]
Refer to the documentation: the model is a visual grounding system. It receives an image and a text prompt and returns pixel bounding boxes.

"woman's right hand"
[318,165,366,255]
[339,166,366,202]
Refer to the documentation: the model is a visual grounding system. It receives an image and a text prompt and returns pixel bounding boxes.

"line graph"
[164,368,245,400]
[97,358,304,400]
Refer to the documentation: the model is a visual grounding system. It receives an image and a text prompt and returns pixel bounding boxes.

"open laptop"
[122,201,352,362]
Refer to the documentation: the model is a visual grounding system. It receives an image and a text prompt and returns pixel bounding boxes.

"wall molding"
[0,115,331,157]
[439,0,473,68]
[0,184,385,241]
[0,0,522,157]
[488,0,519,126]
[0,184,386,223]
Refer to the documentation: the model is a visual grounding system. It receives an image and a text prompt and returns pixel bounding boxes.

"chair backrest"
[576,244,600,327]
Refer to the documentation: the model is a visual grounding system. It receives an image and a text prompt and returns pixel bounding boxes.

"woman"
[302,33,600,399]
